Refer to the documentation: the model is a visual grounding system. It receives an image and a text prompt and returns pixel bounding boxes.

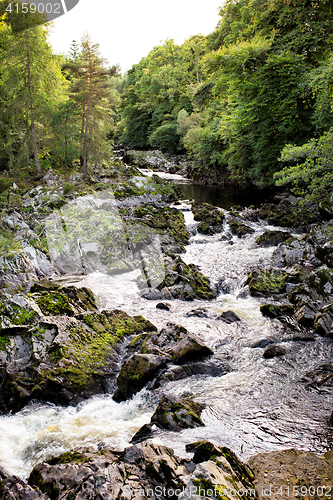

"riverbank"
[0,151,332,498]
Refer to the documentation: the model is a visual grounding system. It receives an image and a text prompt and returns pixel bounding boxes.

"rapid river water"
[0,174,333,480]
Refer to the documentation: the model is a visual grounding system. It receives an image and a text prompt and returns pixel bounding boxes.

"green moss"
[247,269,287,295]
[33,292,73,316]
[133,204,190,248]
[0,335,10,350]
[47,451,89,466]
[229,219,254,237]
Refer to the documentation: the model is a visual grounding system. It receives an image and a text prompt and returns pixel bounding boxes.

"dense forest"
[1,0,333,200]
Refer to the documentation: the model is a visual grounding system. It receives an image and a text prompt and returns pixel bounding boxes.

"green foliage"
[148,123,179,153]
[118,0,333,189]
[275,129,333,202]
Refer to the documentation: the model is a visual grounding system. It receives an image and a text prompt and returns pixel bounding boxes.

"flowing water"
[1,187,333,479]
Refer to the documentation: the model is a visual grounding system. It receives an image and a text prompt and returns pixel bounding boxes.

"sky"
[49,0,222,73]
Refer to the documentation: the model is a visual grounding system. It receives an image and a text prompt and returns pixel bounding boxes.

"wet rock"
[272,238,321,268]
[246,449,333,500]
[310,222,333,267]
[256,230,292,247]
[144,323,214,365]
[306,267,333,297]
[314,304,333,336]
[157,255,216,301]
[247,269,288,296]
[156,302,171,311]
[26,441,255,500]
[0,474,48,499]
[259,201,320,228]
[130,423,155,444]
[0,295,156,411]
[192,203,224,233]
[290,333,315,341]
[186,308,208,318]
[113,353,167,402]
[228,219,255,237]
[143,288,164,300]
[263,345,286,358]
[260,303,294,319]
[294,301,317,326]
[217,310,241,323]
[251,339,275,349]
[197,221,214,235]
[115,323,214,400]
[302,364,333,388]
[149,394,205,431]
[189,441,255,489]
[154,360,229,385]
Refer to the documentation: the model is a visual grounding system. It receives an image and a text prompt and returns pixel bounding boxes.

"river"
[0,173,332,479]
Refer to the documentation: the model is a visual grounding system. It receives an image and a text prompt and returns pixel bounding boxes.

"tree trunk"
[27,52,42,177]
[82,74,92,178]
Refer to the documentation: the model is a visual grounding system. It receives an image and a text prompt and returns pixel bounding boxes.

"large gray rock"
[24,441,255,500]
[246,449,333,500]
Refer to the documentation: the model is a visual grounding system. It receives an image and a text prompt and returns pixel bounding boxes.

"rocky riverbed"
[0,150,333,498]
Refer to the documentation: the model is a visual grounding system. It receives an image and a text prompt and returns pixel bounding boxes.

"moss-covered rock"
[192,203,224,233]
[247,269,288,296]
[157,255,216,300]
[306,267,333,297]
[133,203,190,249]
[259,202,320,228]
[260,303,294,319]
[150,394,205,431]
[256,230,292,247]
[197,221,214,235]
[2,305,157,411]
[228,219,255,237]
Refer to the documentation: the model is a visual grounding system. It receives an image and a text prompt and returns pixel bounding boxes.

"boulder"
[263,345,286,359]
[294,301,317,326]
[113,353,167,402]
[260,303,294,319]
[256,230,292,247]
[192,202,225,233]
[314,304,333,336]
[186,308,208,318]
[228,219,255,237]
[156,302,171,311]
[251,339,274,349]
[0,285,157,411]
[156,255,216,301]
[217,310,241,323]
[114,323,214,401]
[131,394,206,440]
[146,323,214,364]
[25,441,255,500]
[247,269,288,296]
[272,238,321,268]
[246,449,333,500]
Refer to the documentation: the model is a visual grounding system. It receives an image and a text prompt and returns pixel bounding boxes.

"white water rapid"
[1,200,333,480]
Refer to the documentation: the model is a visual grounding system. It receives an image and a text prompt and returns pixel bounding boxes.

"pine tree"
[67,32,119,178]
